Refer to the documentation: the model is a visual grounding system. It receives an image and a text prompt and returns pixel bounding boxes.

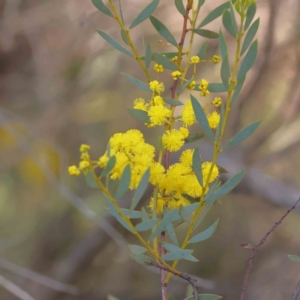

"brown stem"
[160,231,167,300]
[240,197,300,300]
[291,280,300,300]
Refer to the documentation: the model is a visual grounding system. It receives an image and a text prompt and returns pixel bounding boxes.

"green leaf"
[175,0,186,16]
[198,2,230,28]
[130,0,159,29]
[100,156,116,177]
[244,2,256,31]
[180,78,195,93]
[224,121,261,149]
[162,250,197,261]
[85,171,99,188]
[130,168,150,212]
[197,42,208,59]
[135,219,158,231]
[141,207,149,221]
[197,0,205,9]
[241,18,259,55]
[288,254,300,263]
[130,253,152,264]
[237,40,258,79]
[166,223,178,246]
[120,208,141,219]
[153,53,178,70]
[220,53,230,89]
[208,170,245,203]
[115,164,131,199]
[192,146,203,186]
[184,294,223,300]
[190,95,214,141]
[179,205,191,223]
[96,30,133,57]
[149,16,177,47]
[192,29,219,39]
[185,132,205,144]
[208,83,227,93]
[150,210,177,240]
[164,98,184,106]
[229,2,238,36]
[105,196,132,232]
[107,295,120,300]
[215,103,225,142]
[218,30,228,59]
[128,108,150,123]
[121,73,151,91]
[189,219,219,243]
[128,244,148,255]
[145,43,152,69]
[121,29,129,45]
[231,75,246,106]
[222,10,237,37]
[92,0,113,17]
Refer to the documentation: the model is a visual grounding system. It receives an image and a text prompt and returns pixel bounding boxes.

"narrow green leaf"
[192,146,203,186]
[145,43,152,69]
[184,294,222,300]
[198,2,230,28]
[128,108,150,123]
[130,253,152,264]
[209,83,227,93]
[190,95,214,141]
[288,254,300,263]
[141,207,150,221]
[197,42,208,59]
[166,223,178,246]
[224,121,261,150]
[218,30,228,59]
[162,250,197,261]
[229,2,238,36]
[241,18,260,55]
[197,0,205,10]
[175,0,186,16]
[215,103,225,142]
[221,53,230,89]
[162,242,183,252]
[153,53,178,70]
[150,210,177,240]
[130,168,150,212]
[157,52,179,59]
[237,40,258,79]
[185,132,205,144]
[135,219,158,231]
[192,29,219,39]
[244,2,256,31]
[179,205,190,223]
[222,10,237,37]
[105,196,132,232]
[189,219,219,243]
[120,208,141,219]
[121,29,129,45]
[164,98,184,106]
[180,78,195,93]
[209,170,245,203]
[128,244,148,255]
[115,164,131,199]
[96,30,133,57]
[100,156,116,177]
[231,75,246,106]
[130,0,159,29]
[85,171,99,188]
[149,16,177,47]
[121,73,151,91]
[92,0,113,17]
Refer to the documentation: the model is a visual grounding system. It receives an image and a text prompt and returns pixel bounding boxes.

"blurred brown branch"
[292,280,300,300]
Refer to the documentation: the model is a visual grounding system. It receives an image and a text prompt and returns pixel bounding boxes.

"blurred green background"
[0,0,300,299]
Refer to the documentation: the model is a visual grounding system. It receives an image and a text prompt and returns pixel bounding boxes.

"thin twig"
[0,273,36,300]
[160,231,167,300]
[146,262,199,300]
[291,280,300,300]
[240,197,300,300]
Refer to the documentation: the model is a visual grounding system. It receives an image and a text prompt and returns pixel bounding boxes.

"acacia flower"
[190,56,200,64]
[181,99,196,126]
[148,105,171,126]
[134,98,148,111]
[171,70,181,80]
[179,149,194,166]
[149,80,164,94]
[80,144,90,153]
[213,97,222,107]
[207,111,220,129]
[154,63,164,73]
[152,95,164,106]
[202,162,219,184]
[187,80,196,90]
[200,79,210,97]
[212,55,221,64]
[171,56,178,63]
[162,129,185,152]
[68,165,80,176]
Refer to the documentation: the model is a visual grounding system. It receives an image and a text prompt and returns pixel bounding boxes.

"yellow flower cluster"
[154,63,164,73]
[200,79,210,97]
[190,56,200,64]
[171,56,178,63]
[162,128,189,152]
[181,99,196,126]
[212,55,221,64]
[68,144,91,176]
[149,80,164,94]
[187,80,196,90]
[213,97,222,107]
[207,111,220,129]
[171,71,181,80]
